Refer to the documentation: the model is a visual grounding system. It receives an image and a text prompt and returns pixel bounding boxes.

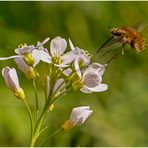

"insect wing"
[97,36,122,53]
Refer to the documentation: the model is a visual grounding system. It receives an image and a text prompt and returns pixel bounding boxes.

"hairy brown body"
[110,26,145,52]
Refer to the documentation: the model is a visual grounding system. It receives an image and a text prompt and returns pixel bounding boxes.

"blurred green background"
[0,1,148,146]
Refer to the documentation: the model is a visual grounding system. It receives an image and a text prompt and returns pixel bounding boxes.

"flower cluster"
[0,36,108,146]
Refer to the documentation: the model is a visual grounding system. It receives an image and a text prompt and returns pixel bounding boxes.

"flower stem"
[23,99,33,139]
[41,128,63,146]
[37,73,48,101]
[30,103,48,147]
[33,80,39,121]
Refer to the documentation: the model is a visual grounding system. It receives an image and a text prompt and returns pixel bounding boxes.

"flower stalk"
[41,128,63,146]
[23,99,34,139]
[30,103,48,147]
[32,80,39,121]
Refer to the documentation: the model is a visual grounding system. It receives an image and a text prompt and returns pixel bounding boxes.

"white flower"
[69,39,90,78]
[15,44,35,55]
[16,37,51,66]
[15,37,49,55]
[2,67,25,100]
[62,106,93,131]
[2,67,20,91]
[0,38,51,66]
[49,37,76,67]
[70,106,93,126]
[80,63,108,93]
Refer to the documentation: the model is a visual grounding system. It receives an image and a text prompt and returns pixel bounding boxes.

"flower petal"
[89,63,106,76]
[82,70,102,88]
[70,106,93,126]
[54,63,69,68]
[74,60,82,79]
[14,57,30,74]
[2,67,20,90]
[50,37,67,57]
[80,87,92,93]
[53,78,66,95]
[9,68,20,90]
[87,84,108,92]
[15,45,34,55]
[32,50,51,66]
[69,39,76,51]
[76,48,90,66]
[36,37,49,48]
[61,50,77,65]
[62,68,72,76]
[2,67,13,89]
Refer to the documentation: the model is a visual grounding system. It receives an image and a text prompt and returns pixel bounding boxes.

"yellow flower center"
[24,53,35,66]
[52,55,62,65]
[68,72,83,91]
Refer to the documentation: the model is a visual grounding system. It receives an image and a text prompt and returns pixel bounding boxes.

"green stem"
[30,102,48,147]
[38,125,48,136]
[33,80,39,121]
[41,128,63,146]
[23,99,33,138]
[37,73,48,101]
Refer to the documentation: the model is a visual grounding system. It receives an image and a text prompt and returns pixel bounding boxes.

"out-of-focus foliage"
[0,1,148,146]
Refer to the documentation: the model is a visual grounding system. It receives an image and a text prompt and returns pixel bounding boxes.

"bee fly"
[97,25,145,55]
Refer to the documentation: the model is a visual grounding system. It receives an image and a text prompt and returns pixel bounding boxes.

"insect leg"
[96,36,114,53]
[106,53,122,64]
[121,43,125,55]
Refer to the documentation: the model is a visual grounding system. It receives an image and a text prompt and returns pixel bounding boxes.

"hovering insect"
[97,25,146,55]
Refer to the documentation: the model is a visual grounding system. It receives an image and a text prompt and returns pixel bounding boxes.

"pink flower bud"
[2,67,25,100]
[62,106,92,131]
